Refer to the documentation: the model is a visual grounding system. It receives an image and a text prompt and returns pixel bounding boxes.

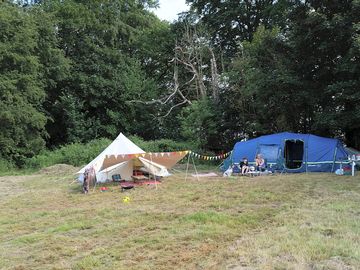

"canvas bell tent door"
[284,139,304,170]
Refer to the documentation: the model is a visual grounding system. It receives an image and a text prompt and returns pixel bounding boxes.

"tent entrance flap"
[284,140,304,169]
[138,157,171,177]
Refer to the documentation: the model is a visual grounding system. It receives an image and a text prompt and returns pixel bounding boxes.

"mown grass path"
[0,167,359,269]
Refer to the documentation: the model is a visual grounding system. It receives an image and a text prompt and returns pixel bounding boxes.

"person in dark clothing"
[83,169,90,194]
[240,157,249,175]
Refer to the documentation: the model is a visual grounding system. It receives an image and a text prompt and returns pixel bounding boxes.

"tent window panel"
[284,140,304,169]
[259,144,279,162]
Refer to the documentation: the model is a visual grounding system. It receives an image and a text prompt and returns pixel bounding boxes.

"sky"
[153,0,190,22]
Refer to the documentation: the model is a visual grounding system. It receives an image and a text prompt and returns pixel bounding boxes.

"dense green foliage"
[25,138,111,169]
[226,1,360,144]
[23,137,194,170]
[0,3,47,166]
[129,135,196,153]
[186,0,291,56]
[0,0,359,167]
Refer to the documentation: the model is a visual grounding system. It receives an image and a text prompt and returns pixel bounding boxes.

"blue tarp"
[223,132,350,173]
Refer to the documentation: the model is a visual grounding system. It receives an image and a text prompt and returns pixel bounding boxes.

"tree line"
[0,0,359,166]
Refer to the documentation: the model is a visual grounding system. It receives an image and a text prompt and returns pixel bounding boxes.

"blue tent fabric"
[223,132,349,173]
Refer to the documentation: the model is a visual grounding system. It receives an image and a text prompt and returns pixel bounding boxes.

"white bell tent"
[77,133,187,183]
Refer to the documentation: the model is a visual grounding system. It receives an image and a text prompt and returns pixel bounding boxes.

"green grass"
[0,167,359,269]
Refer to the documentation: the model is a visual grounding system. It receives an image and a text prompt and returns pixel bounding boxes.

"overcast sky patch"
[153,0,190,22]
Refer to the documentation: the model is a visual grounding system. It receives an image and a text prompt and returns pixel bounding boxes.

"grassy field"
[0,165,359,270]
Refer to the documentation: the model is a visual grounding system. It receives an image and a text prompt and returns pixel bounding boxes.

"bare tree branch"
[128,59,192,107]
[160,100,188,118]
[130,23,221,118]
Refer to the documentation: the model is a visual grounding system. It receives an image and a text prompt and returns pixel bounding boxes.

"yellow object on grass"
[123,196,131,203]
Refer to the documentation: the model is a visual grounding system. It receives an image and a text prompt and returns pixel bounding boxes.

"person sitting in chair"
[255,154,266,172]
[240,157,249,175]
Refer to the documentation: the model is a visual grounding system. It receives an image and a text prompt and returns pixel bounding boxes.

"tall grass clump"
[0,158,15,174]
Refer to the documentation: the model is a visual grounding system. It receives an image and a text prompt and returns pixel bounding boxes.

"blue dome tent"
[223,132,350,173]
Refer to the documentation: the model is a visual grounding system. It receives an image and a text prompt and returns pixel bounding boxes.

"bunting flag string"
[187,150,232,161]
[109,151,191,159]
[107,150,231,161]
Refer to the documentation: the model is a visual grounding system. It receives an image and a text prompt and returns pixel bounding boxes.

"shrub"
[129,136,195,152]
[24,137,197,170]
[25,138,111,169]
[23,136,218,170]
[0,158,14,172]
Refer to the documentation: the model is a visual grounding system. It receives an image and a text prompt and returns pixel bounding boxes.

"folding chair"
[232,163,241,175]
[273,157,286,174]
[112,174,123,182]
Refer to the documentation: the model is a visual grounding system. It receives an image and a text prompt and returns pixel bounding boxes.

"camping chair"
[263,158,268,171]
[232,163,241,175]
[273,157,286,174]
[112,174,123,182]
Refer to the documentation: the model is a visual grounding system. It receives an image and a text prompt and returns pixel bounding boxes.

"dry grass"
[0,166,359,269]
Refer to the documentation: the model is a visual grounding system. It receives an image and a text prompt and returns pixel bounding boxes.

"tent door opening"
[284,140,304,169]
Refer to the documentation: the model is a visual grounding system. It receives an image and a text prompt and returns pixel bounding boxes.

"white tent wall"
[138,157,171,177]
[96,160,134,182]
